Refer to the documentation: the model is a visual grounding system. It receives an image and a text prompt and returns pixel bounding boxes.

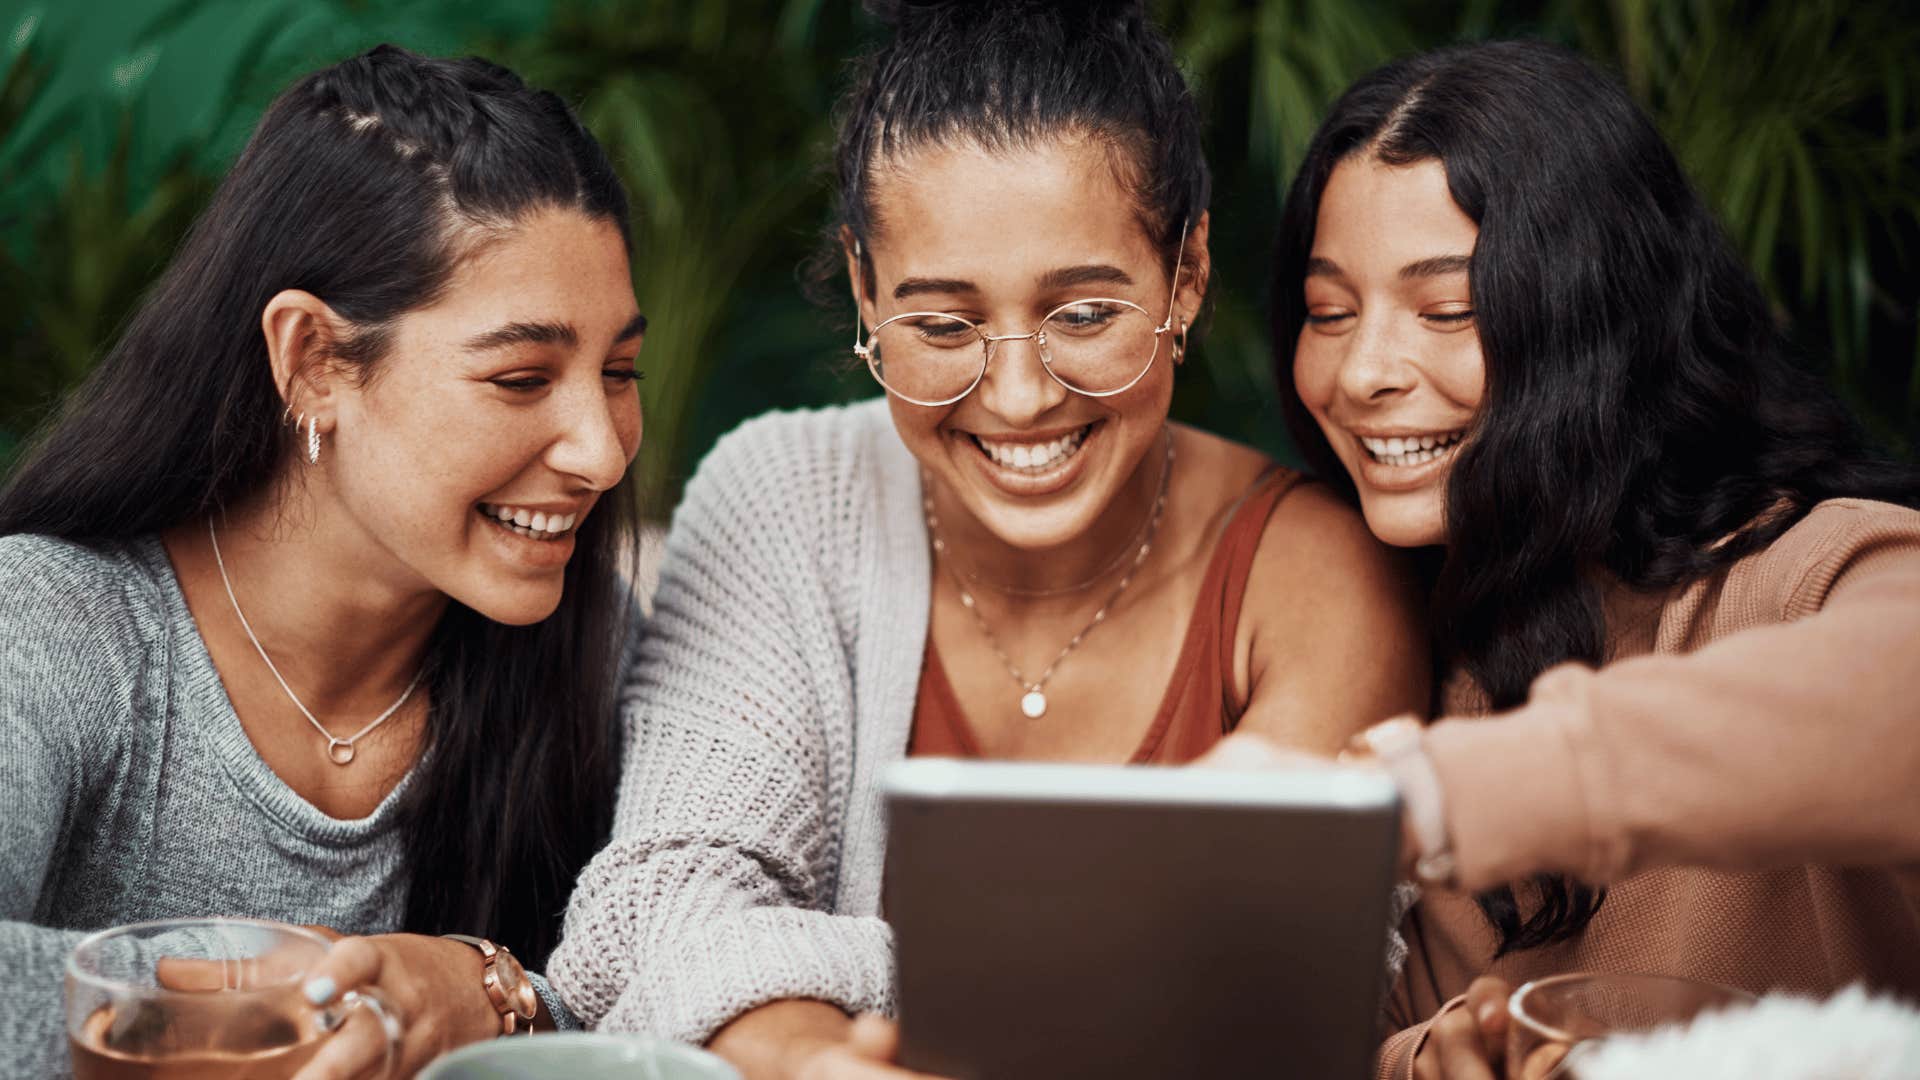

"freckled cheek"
[1434,337,1488,412]
[616,397,644,462]
[1292,335,1339,414]
[1113,361,1173,421]
[886,396,957,455]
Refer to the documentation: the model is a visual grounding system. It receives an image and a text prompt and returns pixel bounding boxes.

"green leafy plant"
[1171,0,1920,457]
[4,0,1914,487]
[1566,0,1920,454]
[479,0,866,513]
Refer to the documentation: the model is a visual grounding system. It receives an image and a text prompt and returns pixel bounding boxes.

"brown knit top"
[1375,498,1920,1076]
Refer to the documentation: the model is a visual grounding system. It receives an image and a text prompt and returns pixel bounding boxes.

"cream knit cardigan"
[550,399,929,1042]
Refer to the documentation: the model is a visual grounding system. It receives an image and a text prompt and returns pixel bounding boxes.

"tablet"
[882,759,1402,1080]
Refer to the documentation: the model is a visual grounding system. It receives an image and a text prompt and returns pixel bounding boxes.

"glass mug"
[1506,972,1758,1079]
[66,917,396,1080]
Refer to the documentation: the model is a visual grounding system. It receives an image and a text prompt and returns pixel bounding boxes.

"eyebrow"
[1399,254,1472,280]
[893,277,975,301]
[1303,254,1472,282]
[1038,264,1134,292]
[462,312,648,352]
[891,264,1137,302]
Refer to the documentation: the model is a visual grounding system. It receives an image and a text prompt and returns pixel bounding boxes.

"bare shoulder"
[1245,479,1424,628]
[1234,474,1432,746]
[1261,481,1396,577]
[1167,424,1276,498]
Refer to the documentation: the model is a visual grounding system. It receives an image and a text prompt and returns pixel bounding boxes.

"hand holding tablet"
[883,759,1403,1079]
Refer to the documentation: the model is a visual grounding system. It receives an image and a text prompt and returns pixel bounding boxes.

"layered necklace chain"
[208,519,425,766]
[924,429,1173,719]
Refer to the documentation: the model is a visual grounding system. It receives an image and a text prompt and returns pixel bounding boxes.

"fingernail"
[1477,1002,1500,1026]
[303,976,337,1005]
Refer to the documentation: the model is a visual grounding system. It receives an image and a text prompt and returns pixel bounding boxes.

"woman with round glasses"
[548,1,1428,1076]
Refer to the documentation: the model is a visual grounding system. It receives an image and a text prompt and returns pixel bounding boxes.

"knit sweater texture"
[0,533,574,1079]
[549,399,930,1043]
[1372,498,1920,1077]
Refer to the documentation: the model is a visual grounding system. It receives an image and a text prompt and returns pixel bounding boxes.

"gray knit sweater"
[548,399,930,1043]
[0,533,573,1078]
[548,399,1416,1045]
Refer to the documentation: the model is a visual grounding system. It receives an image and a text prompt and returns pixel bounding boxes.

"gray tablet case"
[883,760,1402,1080]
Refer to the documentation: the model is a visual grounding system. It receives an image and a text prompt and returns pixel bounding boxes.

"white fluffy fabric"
[1572,985,1920,1080]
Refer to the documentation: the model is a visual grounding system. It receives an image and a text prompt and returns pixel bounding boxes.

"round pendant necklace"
[923,430,1173,719]
[208,519,425,765]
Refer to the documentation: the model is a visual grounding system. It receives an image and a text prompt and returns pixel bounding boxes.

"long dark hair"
[0,45,634,967]
[809,0,1209,301]
[1271,40,1920,953]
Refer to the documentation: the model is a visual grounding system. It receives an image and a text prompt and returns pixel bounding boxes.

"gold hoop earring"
[1173,318,1189,365]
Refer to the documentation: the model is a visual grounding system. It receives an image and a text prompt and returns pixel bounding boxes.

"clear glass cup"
[65,917,393,1080]
[1506,972,1758,1079]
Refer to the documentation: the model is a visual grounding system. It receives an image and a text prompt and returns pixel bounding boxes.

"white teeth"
[1359,430,1464,467]
[478,503,580,541]
[975,426,1090,472]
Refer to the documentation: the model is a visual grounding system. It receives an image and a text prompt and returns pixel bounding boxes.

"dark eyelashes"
[1301,311,1474,325]
[489,368,644,392]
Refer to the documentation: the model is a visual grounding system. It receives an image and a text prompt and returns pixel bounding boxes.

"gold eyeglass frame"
[851,220,1191,408]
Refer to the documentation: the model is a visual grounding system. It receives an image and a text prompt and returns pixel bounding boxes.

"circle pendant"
[1020,691,1048,719]
[327,738,356,766]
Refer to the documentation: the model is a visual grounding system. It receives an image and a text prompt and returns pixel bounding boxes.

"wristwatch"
[442,934,538,1035]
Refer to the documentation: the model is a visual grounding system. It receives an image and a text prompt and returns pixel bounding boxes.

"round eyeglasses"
[852,223,1189,408]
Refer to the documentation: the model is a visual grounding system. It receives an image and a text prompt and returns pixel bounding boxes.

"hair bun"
[865,0,1146,30]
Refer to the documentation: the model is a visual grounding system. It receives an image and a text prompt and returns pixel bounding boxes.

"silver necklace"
[207,519,425,766]
[924,430,1173,719]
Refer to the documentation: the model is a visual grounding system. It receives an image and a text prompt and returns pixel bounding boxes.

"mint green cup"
[419,1033,741,1080]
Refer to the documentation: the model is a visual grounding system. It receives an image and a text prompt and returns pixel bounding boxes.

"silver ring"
[340,988,404,1078]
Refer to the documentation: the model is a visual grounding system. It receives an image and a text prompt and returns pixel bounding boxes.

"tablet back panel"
[884,761,1400,1080]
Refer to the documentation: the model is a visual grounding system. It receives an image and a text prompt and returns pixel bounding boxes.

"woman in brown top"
[1242,40,1920,1079]
[690,3,1429,1077]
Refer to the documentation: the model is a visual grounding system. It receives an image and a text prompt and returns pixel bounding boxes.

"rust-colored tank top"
[909,468,1305,764]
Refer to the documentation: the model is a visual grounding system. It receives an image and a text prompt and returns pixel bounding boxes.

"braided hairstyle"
[0,45,634,967]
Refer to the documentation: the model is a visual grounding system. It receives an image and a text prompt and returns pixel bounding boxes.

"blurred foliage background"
[4,0,1917,516]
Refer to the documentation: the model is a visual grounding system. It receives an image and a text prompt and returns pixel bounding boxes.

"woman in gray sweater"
[0,46,645,1077]
[548,2,1429,1077]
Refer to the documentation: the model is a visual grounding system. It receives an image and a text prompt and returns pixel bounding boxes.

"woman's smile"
[952,420,1103,499]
